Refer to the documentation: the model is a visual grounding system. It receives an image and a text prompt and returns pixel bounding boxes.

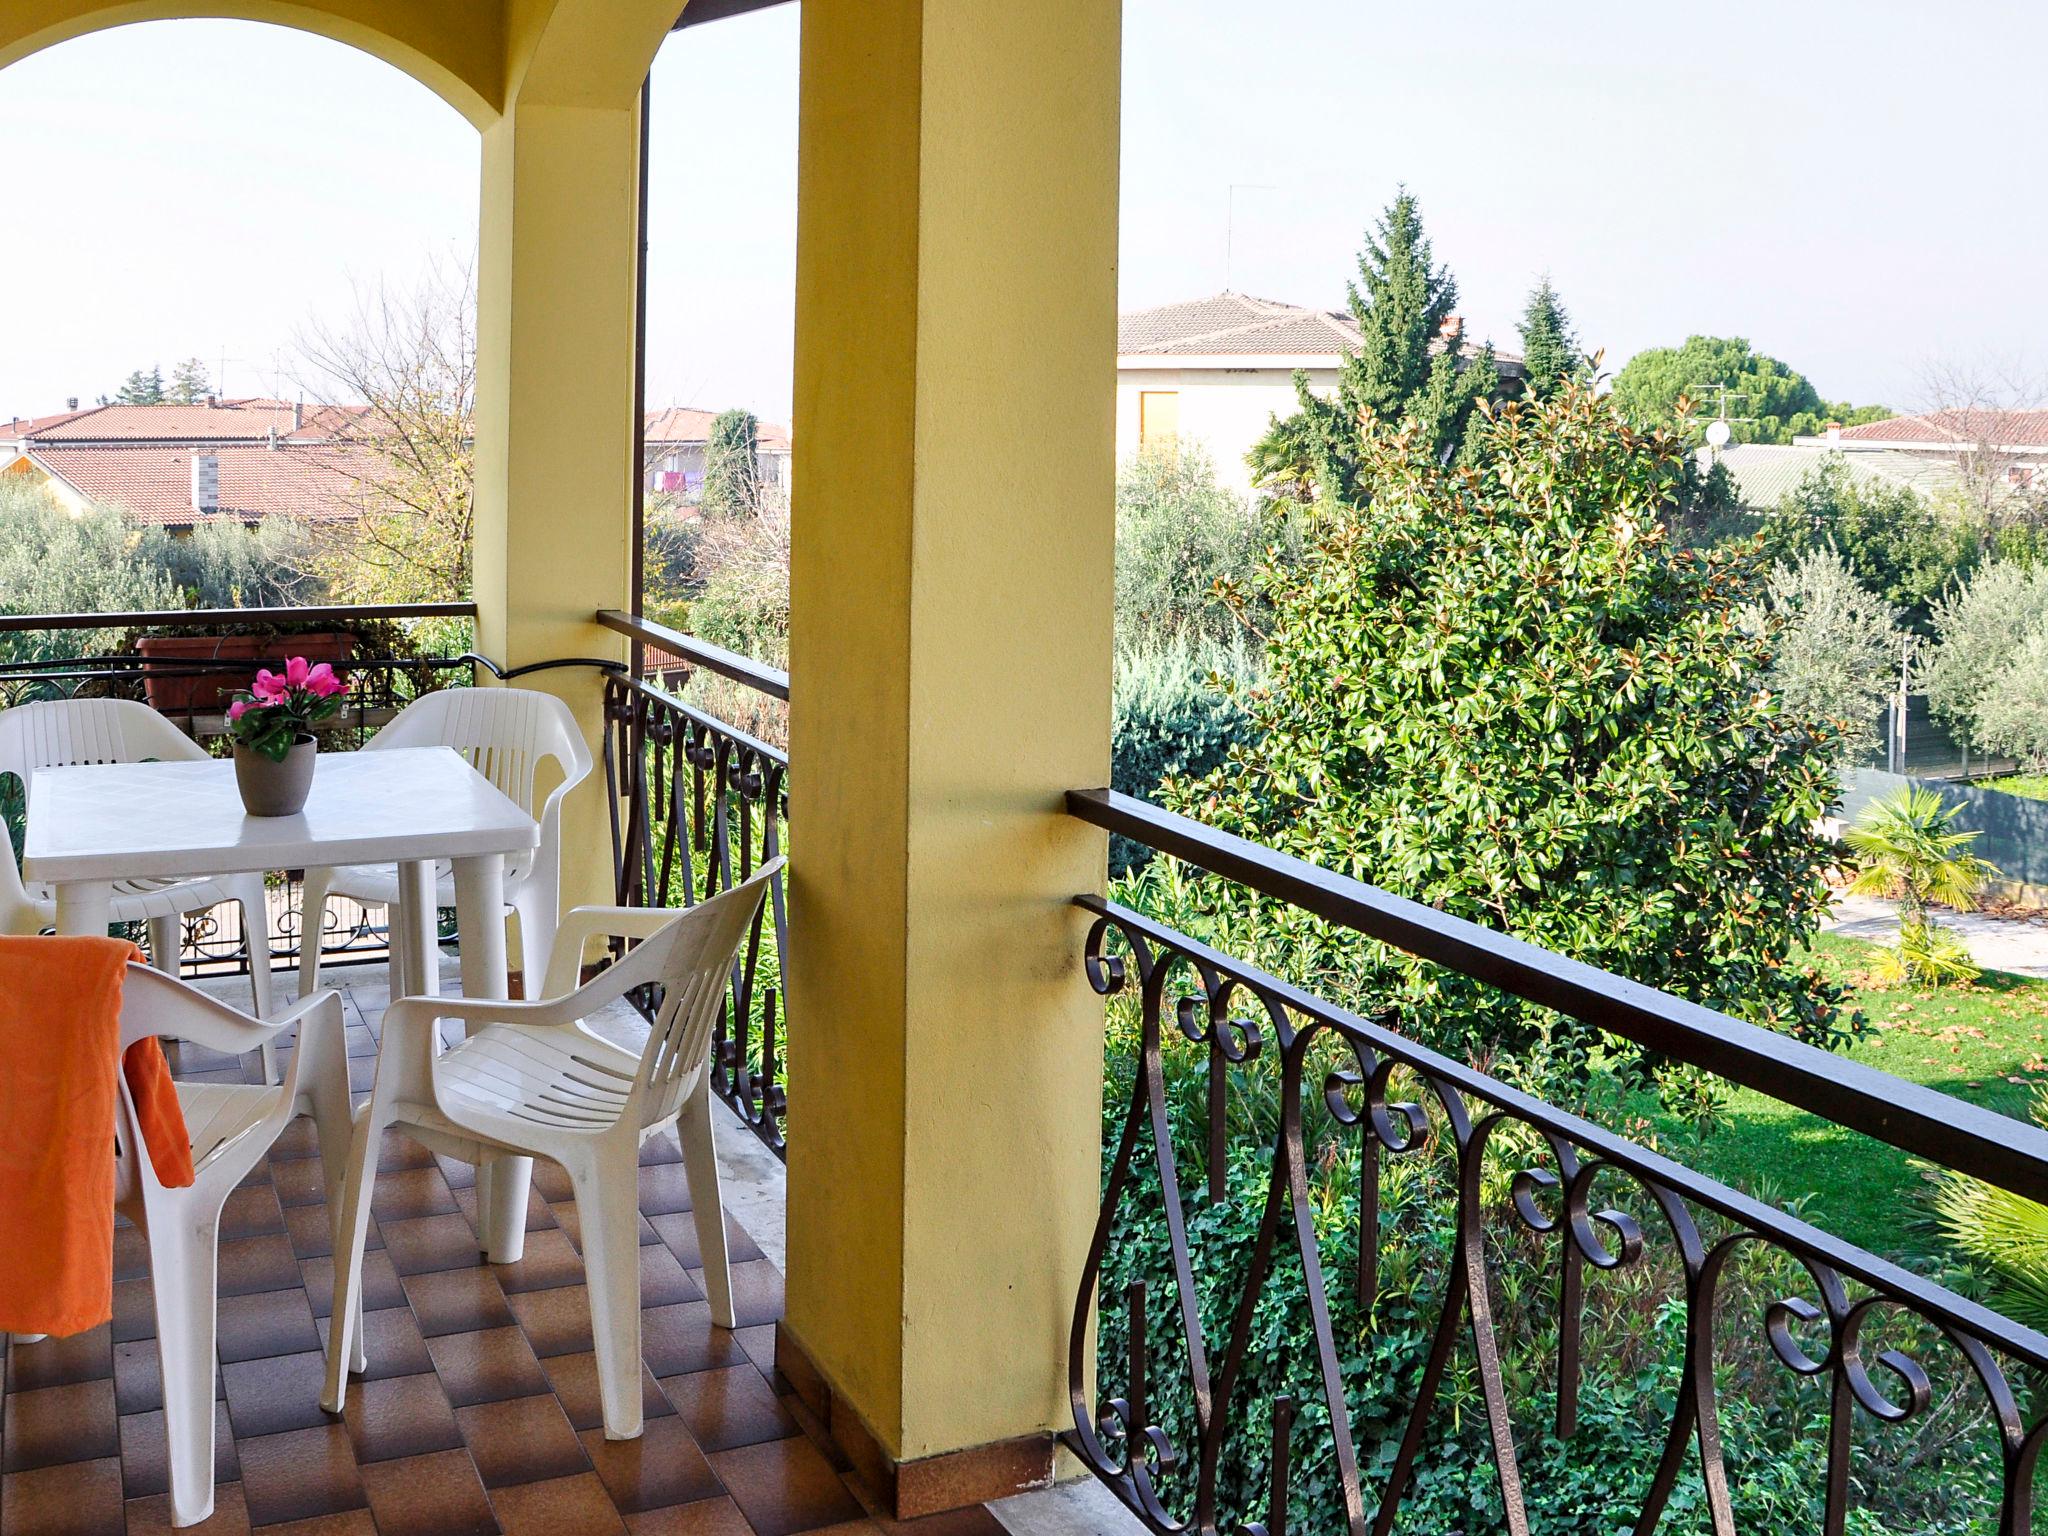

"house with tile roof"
[0,398,382,529]
[1793,409,2048,495]
[644,406,792,507]
[1710,442,1967,513]
[1116,292,1523,493]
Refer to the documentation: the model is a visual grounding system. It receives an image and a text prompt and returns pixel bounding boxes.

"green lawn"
[1648,931,2048,1258]
[1973,773,2048,802]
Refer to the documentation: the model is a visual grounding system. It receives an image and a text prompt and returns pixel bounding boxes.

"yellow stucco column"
[781,0,1120,1512]
[472,95,640,913]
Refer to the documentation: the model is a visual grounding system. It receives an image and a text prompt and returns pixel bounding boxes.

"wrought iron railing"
[1063,788,2048,1536]
[600,612,789,1153]
[0,603,481,976]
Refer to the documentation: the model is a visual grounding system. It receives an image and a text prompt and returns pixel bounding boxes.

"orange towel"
[0,936,195,1337]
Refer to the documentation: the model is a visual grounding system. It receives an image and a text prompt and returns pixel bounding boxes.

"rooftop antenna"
[1687,381,1758,467]
[1225,183,1277,292]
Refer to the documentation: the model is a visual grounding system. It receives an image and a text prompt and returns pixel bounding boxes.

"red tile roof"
[23,443,386,527]
[2,398,357,445]
[1835,409,2048,450]
[644,407,791,451]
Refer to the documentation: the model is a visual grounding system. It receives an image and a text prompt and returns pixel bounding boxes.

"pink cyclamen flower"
[285,655,311,688]
[302,661,347,697]
[227,699,249,721]
[252,669,286,700]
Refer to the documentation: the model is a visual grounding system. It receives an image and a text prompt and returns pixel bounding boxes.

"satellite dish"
[1704,418,1733,448]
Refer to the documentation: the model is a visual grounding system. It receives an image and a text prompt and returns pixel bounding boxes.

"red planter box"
[136,633,357,716]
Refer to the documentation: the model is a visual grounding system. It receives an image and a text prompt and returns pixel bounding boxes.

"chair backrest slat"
[370,687,581,822]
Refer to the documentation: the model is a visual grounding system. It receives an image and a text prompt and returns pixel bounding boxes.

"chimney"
[205,394,218,409]
[1440,313,1463,343]
[1825,423,1842,444]
[266,425,279,450]
[191,453,220,515]
[65,397,78,411]
[293,398,304,431]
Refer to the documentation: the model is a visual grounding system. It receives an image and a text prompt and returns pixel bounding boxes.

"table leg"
[394,860,439,1001]
[453,853,528,1264]
[54,881,114,939]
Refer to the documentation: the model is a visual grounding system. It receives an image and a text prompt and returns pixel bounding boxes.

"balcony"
[4,600,2046,1534]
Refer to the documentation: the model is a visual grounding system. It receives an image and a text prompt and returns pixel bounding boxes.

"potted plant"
[226,657,351,816]
[138,630,357,716]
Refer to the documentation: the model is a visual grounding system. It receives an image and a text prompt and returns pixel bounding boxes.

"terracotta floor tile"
[341,1372,462,1464]
[635,1163,693,1217]
[506,1283,596,1358]
[267,1117,323,1161]
[638,1245,703,1308]
[222,1350,331,1439]
[320,1304,436,1382]
[541,1352,674,1434]
[113,1338,168,1417]
[112,1275,159,1344]
[621,1493,756,1536]
[648,1213,765,1269]
[658,1365,796,1453]
[874,1506,1009,1536]
[358,1447,499,1536]
[732,1325,780,1383]
[692,1260,783,1330]
[0,1454,126,1536]
[113,1223,152,1282]
[579,1417,724,1514]
[641,1302,748,1379]
[371,1167,460,1224]
[219,1184,288,1241]
[119,1405,242,1499]
[489,1471,627,1536]
[218,1234,307,1299]
[270,1157,331,1209]
[403,1267,516,1337]
[378,1130,441,1174]
[380,1213,484,1276]
[215,1288,321,1364]
[426,1325,550,1408]
[4,1325,112,1392]
[456,1393,591,1488]
[549,1199,663,1253]
[1,1379,121,1473]
[528,1159,576,1203]
[438,1154,480,1191]
[300,1249,405,1320]
[234,1422,366,1528]
[284,1204,382,1262]
[123,1478,252,1535]
[706,1436,865,1536]
[245,1508,378,1535]
[490,1227,586,1294]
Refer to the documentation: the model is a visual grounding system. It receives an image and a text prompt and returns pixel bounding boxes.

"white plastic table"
[21,745,543,1261]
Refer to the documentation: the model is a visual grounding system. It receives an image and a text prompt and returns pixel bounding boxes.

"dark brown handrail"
[1067,785,2048,1208]
[0,601,477,632]
[595,609,789,702]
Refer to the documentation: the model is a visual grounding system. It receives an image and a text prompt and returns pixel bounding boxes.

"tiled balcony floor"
[0,962,1008,1536]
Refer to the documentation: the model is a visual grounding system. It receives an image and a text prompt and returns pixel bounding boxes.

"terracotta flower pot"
[234,734,317,817]
[138,633,357,715]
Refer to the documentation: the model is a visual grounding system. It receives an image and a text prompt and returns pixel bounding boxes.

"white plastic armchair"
[297,686,593,999]
[324,858,782,1439]
[111,965,355,1528]
[0,698,278,1035]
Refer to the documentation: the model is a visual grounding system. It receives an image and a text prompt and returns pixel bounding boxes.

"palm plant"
[1845,786,1999,985]
[1929,1088,2048,1331]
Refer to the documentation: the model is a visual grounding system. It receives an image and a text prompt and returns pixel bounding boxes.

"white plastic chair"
[297,686,593,1000]
[0,699,278,1039]
[112,965,353,1527]
[323,858,782,1439]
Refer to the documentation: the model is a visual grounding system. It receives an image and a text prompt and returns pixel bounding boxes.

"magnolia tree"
[1167,380,1850,1069]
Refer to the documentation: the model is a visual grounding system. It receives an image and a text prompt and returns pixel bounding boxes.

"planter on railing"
[137,632,355,715]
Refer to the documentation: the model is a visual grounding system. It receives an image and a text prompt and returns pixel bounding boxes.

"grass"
[1646,931,2048,1259]
[1975,773,2048,802]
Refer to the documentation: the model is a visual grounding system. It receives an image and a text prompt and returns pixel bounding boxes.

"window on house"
[1138,390,1179,449]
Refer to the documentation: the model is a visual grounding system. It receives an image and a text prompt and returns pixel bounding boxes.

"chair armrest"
[120,964,332,1057]
[539,904,685,999]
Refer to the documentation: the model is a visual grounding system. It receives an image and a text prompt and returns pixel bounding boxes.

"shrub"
[1170,380,1850,1068]
[1921,562,2048,751]
[1973,629,2048,772]
[1760,547,1903,765]
[0,481,177,665]
[1756,459,1979,632]
[1109,636,1260,875]
[141,515,324,609]
[688,497,789,668]
[1115,443,1270,647]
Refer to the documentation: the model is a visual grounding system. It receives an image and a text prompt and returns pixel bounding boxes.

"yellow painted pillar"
[782,0,1120,1509]
[471,94,640,913]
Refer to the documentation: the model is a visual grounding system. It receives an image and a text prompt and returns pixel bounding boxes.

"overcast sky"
[2,1,2043,425]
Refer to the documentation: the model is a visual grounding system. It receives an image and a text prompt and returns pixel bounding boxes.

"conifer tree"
[166,358,214,405]
[701,408,761,518]
[114,366,165,405]
[1516,275,1579,401]
[1251,189,1497,500]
